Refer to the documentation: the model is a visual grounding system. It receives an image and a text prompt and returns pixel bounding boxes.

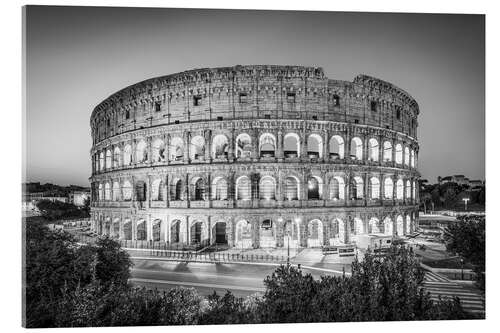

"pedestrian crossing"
[422,271,485,316]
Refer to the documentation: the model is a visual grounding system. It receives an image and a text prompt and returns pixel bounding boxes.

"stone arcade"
[89,65,420,249]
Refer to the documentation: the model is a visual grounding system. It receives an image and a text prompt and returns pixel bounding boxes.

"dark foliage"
[35,199,90,221]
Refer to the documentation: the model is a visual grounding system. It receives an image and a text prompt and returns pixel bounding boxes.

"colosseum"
[89,65,420,250]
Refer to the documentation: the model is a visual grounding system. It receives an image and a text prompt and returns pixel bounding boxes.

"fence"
[142,249,288,264]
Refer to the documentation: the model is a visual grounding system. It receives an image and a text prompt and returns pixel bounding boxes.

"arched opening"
[135,140,147,164]
[112,218,120,238]
[193,178,205,201]
[350,137,363,160]
[284,133,300,158]
[122,180,132,201]
[235,220,252,249]
[396,215,404,236]
[214,222,227,244]
[405,180,411,200]
[212,177,228,200]
[151,179,163,201]
[283,219,300,248]
[370,177,380,199]
[368,138,379,161]
[351,176,364,199]
[152,219,161,241]
[384,178,393,199]
[307,134,323,158]
[236,176,251,200]
[104,217,111,236]
[123,219,132,240]
[190,135,205,161]
[170,220,182,243]
[410,149,415,167]
[259,219,275,248]
[259,133,276,158]
[152,139,166,162]
[190,221,203,244]
[396,179,404,200]
[259,176,276,200]
[123,144,132,166]
[136,219,147,241]
[404,146,410,166]
[105,150,112,169]
[135,181,147,202]
[307,219,323,247]
[99,152,104,171]
[98,184,103,201]
[369,217,381,234]
[383,217,393,235]
[395,144,403,164]
[284,176,299,201]
[383,141,392,162]
[212,134,229,159]
[329,135,344,159]
[113,147,121,167]
[104,182,111,201]
[353,217,364,235]
[170,137,184,161]
[307,176,321,200]
[329,176,345,200]
[235,133,252,159]
[171,179,183,200]
[406,215,412,234]
[112,181,120,201]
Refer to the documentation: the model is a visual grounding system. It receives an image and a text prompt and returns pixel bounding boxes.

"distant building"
[438,175,483,187]
[69,190,90,207]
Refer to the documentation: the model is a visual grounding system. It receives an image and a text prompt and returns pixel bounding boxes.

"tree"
[443,215,485,290]
[35,199,89,221]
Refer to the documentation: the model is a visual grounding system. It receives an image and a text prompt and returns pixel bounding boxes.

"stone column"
[205,129,212,162]
[323,130,329,162]
[131,139,137,164]
[277,129,284,161]
[228,129,235,162]
[183,131,189,164]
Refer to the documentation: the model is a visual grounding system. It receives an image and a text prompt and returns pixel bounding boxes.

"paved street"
[129,257,344,297]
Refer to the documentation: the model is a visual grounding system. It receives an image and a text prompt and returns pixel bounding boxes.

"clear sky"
[24,6,485,186]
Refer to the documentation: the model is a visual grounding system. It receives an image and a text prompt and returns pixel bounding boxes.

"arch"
[190,221,203,244]
[283,219,300,248]
[368,138,379,161]
[99,152,104,171]
[353,217,364,235]
[307,134,323,158]
[329,176,345,200]
[405,180,411,200]
[113,146,121,167]
[410,149,415,167]
[106,148,112,169]
[396,179,404,200]
[259,175,276,200]
[190,135,205,160]
[383,216,393,235]
[307,219,323,247]
[152,219,162,241]
[351,176,364,199]
[413,180,417,200]
[236,176,251,200]
[169,137,184,161]
[214,222,227,244]
[259,218,276,248]
[152,138,166,162]
[383,141,392,162]
[404,146,410,166]
[395,143,403,164]
[329,135,344,159]
[170,219,182,243]
[104,182,111,201]
[406,214,412,234]
[103,217,111,236]
[170,178,184,200]
[384,178,394,199]
[396,215,404,236]
[369,217,381,234]
[136,219,147,241]
[151,178,164,201]
[123,218,132,240]
[284,176,300,201]
[284,133,300,158]
[212,177,228,200]
[135,140,147,164]
[370,177,380,199]
[112,218,120,238]
[235,220,252,249]
[122,180,132,201]
[98,183,103,201]
[123,144,132,166]
[235,133,252,158]
[212,134,229,159]
[193,178,205,201]
[350,137,363,160]
[307,176,322,200]
[259,133,276,158]
[112,181,120,201]
[135,181,147,202]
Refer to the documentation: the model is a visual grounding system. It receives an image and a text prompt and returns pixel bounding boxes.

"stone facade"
[89,65,420,249]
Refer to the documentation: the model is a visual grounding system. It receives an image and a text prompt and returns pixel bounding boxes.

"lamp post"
[283,220,290,266]
[462,198,470,211]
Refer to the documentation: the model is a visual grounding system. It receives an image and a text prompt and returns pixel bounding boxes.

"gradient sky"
[25,6,485,186]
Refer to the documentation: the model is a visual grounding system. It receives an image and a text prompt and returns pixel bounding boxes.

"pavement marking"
[130,267,266,282]
[129,278,266,292]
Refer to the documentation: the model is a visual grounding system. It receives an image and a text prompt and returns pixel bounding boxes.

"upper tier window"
[333,95,340,106]
[125,110,130,119]
[155,102,161,112]
[193,95,202,106]
[287,92,296,103]
[239,93,247,103]
[370,101,377,112]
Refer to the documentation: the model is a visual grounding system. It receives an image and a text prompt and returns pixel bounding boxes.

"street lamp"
[283,219,290,266]
[463,198,470,211]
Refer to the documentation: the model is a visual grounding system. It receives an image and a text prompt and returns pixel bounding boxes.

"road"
[129,257,344,297]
